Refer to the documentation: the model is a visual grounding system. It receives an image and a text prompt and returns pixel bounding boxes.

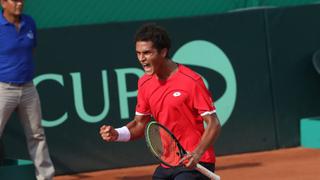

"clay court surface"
[54,147,320,180]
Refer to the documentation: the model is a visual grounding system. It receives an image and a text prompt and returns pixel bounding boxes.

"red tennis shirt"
[136,64,216,163]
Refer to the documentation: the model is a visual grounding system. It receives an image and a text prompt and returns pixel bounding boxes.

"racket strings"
[148,125,181,167]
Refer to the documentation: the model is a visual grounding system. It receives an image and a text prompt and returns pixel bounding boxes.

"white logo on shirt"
[27,30,34,39]
[173,92,181,97]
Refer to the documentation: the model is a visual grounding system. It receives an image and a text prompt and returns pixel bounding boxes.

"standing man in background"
[0,0,55,179]
[100,23,221,179]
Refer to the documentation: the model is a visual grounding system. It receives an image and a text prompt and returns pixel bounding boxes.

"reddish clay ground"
[54,147,320,180]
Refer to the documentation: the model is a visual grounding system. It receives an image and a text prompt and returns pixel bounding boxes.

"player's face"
[1,0,24,17]
[136,41,167,75]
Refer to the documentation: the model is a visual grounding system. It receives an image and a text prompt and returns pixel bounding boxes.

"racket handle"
[195,163,221,180]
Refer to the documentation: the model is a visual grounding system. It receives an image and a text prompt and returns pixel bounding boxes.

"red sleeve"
[193,78,216,116]
[135,85,151,116]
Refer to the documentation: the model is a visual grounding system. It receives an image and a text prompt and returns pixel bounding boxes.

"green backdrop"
[18,0,320,28]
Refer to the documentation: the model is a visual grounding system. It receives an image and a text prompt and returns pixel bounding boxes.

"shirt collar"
[0,10,26,26]
[0,11,9,25]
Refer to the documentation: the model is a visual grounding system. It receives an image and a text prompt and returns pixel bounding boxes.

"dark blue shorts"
[152,162,215,180]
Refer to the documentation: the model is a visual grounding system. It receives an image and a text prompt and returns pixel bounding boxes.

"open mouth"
[142,64,152,72]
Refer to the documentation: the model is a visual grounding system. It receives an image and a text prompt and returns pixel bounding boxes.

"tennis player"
[100,23,221,180]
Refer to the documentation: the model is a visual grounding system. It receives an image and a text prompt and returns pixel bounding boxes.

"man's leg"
[0,83,19,165]
[18,83,55,180]
[0,83,18,137]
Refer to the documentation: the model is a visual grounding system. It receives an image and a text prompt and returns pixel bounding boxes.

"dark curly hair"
[134,23,171,58]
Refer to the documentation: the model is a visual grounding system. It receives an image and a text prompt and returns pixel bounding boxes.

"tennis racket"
[145,121,221,180]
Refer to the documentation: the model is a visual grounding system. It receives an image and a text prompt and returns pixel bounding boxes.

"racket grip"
[195,164,221,180]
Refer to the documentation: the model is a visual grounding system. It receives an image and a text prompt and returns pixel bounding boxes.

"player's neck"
[156,59,178,81]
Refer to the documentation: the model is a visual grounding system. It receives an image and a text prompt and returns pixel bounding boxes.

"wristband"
[115,126,131,142]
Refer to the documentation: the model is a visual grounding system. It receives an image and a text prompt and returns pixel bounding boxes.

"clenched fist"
[100,125,118,142]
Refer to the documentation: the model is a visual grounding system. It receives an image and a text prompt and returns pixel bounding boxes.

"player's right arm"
[100,115,150,142]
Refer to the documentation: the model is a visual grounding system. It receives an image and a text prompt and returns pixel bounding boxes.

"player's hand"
[179,151,201,169]
[100,125,118,142]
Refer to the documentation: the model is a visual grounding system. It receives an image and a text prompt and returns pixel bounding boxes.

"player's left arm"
[183,113,221,168]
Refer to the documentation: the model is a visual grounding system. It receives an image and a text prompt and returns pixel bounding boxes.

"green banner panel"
[0,159,35,180]
[2,0,317,28]
[300,117,320,148]
[267,4,320,148]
